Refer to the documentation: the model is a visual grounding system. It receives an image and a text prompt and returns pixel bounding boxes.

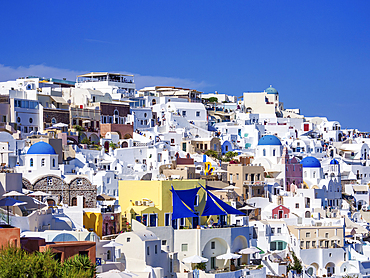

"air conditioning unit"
[134,201,142,206]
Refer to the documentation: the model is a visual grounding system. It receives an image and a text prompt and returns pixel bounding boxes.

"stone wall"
[100,102,130,117]
[23,176,96,208]
[43,108,70,125]
[100,123,133,139]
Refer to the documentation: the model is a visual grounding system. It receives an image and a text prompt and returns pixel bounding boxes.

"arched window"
[263,149,266,156]
[41,158,45,167]
[313,171,316,178]
[53,158,55,167]
[71,197,77,206]
[30,158,33,167]
[273,149,276,156]
[305,211,311,218]
[114,110,119,116]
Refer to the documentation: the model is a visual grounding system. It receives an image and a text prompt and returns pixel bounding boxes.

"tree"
[208,97,218,103]
[80,138,91,145]
[0,245,96,278]
[287,251,302,274]
[73,125,84,144]
[204,150,218,158]
[225,151,238,159]
[109,142,118,150]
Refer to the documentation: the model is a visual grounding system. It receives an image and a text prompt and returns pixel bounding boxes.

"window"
[245,174,248,180]
[147,246,150,255]
[306,232,310,237]
[171,138,175,144]
[270,242,276,251]
[165,213,171,226]
[107,250,111,260]
[271,228,275,234]
[301,241,304,248]
[127,237,131,242]
[277,228,281,234]
[182,111,186,117]
[194,195,199,207]
[30,158,33,167]
[52,158,55,167]
[155,245,158,254]
[196,111,200,117]
[47,177,53,186]
[236,173,239,180]
[149,214,157,227]
[211,241,215,249]
[29,118,33,123]
[263,149,266,156]
[162,240,167,246]
[325,233,329,238]
[306,241,310,249]
[17,117,20,123]
[142,214,148,226]
[41,158,45,167]
[295,203,299,208]
[179,218,185,227]
[273,149,276,156]
[312,241,316,248]
[181,244,188,251]
[77,179,83,186]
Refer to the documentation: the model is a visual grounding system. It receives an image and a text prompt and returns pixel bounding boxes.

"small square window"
[162,240,167,246]
[196,111,200,117]
[127,237,130,242]
[181,244,188,252]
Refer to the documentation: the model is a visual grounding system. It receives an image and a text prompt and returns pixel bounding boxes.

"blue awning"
[175,187,200,211]
[207,190,245,215]
[199,183,245,216]
[201,194,227,216]
[171,186,198,220]
[206,185,224,191]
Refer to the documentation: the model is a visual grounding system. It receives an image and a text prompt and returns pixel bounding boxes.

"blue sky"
[1,1,369,130]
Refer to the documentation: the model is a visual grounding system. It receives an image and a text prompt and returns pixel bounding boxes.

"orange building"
[0,225,21,248]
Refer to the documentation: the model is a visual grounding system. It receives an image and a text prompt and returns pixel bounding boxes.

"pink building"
[281,147,303,191]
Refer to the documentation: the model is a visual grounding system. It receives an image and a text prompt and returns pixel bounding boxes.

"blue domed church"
[17,141,61,181]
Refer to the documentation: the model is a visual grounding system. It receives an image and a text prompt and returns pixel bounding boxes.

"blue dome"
[300,156,321,168]
[258,135,282,146]
[266,85,278,94]
[27,141,56,155]
[330,159,339,165]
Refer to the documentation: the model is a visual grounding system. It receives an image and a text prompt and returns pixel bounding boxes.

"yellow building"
[119,179,228,229]
[83,212,103,238]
